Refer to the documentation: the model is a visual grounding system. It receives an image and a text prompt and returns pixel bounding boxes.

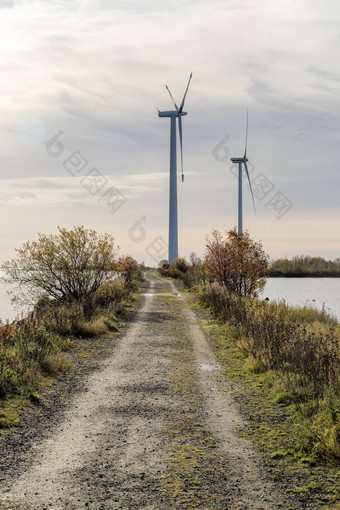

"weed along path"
[0,272,299,509]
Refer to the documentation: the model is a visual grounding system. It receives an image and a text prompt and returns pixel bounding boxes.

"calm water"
[262,277,340,321]
[0,274,27,323]
[0,288,17,323]
[1,277,339,323]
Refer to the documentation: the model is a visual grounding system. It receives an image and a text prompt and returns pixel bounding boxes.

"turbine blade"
[244,108,248,158]
[179,72,193,113]
[244,161,256,214]
[165,85,178,110]
[178,116,184,182]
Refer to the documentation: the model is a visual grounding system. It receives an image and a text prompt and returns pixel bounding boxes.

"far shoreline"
[268,273,340,278]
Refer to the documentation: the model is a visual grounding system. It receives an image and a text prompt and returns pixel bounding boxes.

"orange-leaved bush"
[205,228,269,298]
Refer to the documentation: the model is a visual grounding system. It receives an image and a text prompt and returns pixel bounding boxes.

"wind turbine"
[230,111,256,234]
[158,73,192,264]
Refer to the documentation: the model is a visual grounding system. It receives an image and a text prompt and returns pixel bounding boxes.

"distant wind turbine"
[230,110,256,234]
[158,73,192,264]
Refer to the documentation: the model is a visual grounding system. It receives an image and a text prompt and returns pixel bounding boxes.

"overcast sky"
[0,0,339,266]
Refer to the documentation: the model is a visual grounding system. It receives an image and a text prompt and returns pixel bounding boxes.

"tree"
[205,229,269,297]
[2,226,118,303]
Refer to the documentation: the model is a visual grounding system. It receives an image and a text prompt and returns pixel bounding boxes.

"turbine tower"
[158,73,192,264]
[230,111,256,234]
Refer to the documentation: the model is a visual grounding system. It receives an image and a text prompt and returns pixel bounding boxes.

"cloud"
[0,173,168,206]
[0,0,340,263]
[0,0,14,8]
[308,67,340,83]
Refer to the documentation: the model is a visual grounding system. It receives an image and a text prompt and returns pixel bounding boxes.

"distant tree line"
[269,255,340,277]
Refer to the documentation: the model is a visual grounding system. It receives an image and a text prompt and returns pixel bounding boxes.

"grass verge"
[0,284,142,436]
[196,306,340,508]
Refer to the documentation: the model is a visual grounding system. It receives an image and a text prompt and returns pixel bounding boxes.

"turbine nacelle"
[231,157,248,164]
[158,110,188,118]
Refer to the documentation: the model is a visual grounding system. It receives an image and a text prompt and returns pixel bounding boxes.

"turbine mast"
[238,162,243,234]
[169,115,178,263]
[230,110,255,235]
[158,73,192,264]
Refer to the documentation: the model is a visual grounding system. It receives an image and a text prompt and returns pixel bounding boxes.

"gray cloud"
[0,0,340,262]
[0,0,14,7]
[308,67,340,83]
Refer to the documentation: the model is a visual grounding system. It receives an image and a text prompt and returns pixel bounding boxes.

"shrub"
[32,277,130,336]
[93,277,129,310]
[1,226,118,304]
[205,229,269,297]
[158,253,206,289]
[117,256,144,289]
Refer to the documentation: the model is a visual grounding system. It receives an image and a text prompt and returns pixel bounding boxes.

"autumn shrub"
[159,229,268,294]
[34,297,85,336]
[92,277,129,312]
[117,255,144,291]
[157,257,188,279]
[205,229,269,297]
[1,226,119,305]
[158,254,206,289]
[32,277,132,337]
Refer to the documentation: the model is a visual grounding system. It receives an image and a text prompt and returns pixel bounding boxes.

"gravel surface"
[0,272,301,509]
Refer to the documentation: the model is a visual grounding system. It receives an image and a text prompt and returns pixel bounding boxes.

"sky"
[0,0,339,266]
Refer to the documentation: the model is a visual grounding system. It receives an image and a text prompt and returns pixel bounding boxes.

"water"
[0,272,27,323]
[0,286,18,322]
[1,276,339,323]
[262,277,340,321]
[0,271,122,323]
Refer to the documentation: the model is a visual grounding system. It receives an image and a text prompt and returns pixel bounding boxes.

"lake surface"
[0,272,28,323]
[0,288,27,323]
[0,271,122,323]
[1,276,339,323]
[262,277,340,321]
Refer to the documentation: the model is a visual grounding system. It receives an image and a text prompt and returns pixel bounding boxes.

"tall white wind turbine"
[230,111,256,234]
[158,73,192,264]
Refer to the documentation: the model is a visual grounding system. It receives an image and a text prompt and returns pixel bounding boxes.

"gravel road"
[0,272,297,509]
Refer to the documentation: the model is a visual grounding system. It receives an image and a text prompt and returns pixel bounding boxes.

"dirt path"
[0,273,295,509]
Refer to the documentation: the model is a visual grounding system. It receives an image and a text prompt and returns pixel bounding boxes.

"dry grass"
[74,318,109,338]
